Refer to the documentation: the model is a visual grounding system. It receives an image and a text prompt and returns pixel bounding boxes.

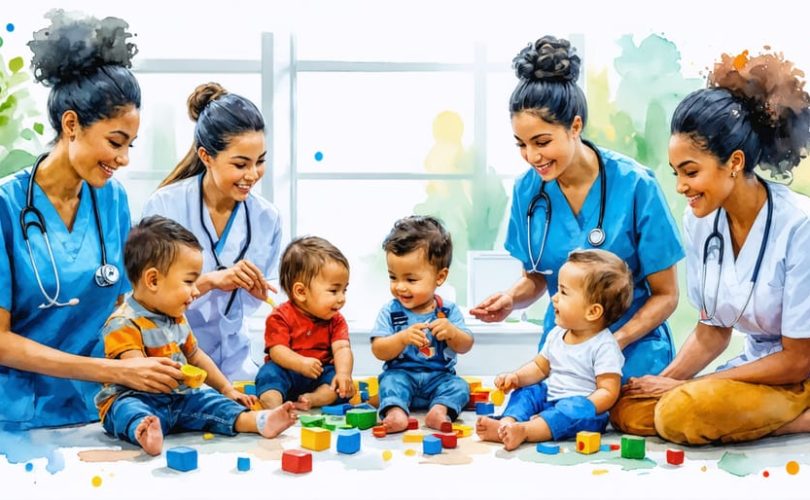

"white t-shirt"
[539,326,624,401]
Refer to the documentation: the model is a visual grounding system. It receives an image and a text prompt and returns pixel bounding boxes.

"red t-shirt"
[264,301,350,364]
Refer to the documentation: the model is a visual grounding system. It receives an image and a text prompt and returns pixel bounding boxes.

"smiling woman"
[142,82,282,381]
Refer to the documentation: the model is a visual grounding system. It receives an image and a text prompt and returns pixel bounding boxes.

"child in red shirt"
[256,237,355,409]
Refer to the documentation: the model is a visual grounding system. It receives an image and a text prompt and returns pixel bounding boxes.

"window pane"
[296,32,474,63]
[297,73,474,173]
[486,72,532,177]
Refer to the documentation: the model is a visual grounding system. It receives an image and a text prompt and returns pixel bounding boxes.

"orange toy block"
[452,423,472,438]
[576,431,601,455]
[462,376,482,393]
[301,427,331,451]
[181,364,207,389]
[372,425,387,438]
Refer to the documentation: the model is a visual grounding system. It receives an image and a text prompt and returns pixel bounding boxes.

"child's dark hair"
[28,9,141,141]
[567,249,633,325]
[671,50,810,179]
[382,215,452,270]
[124,215,203,284]
[279,236,349,297]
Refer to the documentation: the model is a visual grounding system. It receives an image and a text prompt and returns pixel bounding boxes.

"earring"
[731,170,737,178]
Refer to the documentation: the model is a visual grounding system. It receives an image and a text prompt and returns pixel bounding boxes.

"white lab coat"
[685,182,810,370]
[143,175,282,380]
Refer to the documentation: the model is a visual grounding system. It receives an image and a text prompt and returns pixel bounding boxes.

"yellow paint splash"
[91,475,102,487]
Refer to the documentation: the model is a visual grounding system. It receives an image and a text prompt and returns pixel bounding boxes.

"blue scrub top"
[0,169,131,429]
[505,147,684,381]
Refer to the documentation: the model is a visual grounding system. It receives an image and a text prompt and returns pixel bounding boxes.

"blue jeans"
[500,383,608,441]
[378,369,469,420]
[102,390,246,445]
[255,360,343,402]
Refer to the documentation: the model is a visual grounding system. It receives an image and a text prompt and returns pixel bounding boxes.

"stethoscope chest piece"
[95,263,120,287]
[588,227,606,247]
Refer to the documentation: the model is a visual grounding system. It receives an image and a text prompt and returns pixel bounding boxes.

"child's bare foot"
[294,395,312,411]
[424,404,450,430]
[499,422,528,451]
[257,402,298,438]
[382,407,409,433]
[134,415,163,456]
[475,416,504,442]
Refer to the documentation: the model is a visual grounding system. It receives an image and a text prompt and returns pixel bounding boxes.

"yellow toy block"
[365,376,379,396]
[452,423,472,438]
[301,427,331,451]
[403,430,424,443]
[181,364,207,389]
[576,431,601,454]
[462,376,482,393]
[491,389,505,406]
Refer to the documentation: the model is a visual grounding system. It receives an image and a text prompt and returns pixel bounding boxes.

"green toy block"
[322,416,347,431]
[299,415,325,428]
[345,409,377,430]
[620,435,646,459]
[337,424,354,430]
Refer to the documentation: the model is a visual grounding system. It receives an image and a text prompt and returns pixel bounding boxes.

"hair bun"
[187,82,228,121]
[513,35,581,83]
[28,9,137,87]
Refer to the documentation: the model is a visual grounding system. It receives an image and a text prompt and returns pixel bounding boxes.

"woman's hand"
[115,357,184,393]
[622,375,685,397]
[469,293,514,323]
[207,260,277,300]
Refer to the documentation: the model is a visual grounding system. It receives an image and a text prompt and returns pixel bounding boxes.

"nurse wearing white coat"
[0,13,183,430]
[613,49,810,445]
[143,83,281,381]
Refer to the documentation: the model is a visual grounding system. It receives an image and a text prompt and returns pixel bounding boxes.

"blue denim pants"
[255,360,343,402]
[378,369,469,420]
[102,389,246,445]
[500,382,608,441]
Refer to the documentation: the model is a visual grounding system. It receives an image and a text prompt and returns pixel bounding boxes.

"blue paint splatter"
[25,462,33,472]
[314,151,324,162]
[5,23,13,32]
[0,429,65,474]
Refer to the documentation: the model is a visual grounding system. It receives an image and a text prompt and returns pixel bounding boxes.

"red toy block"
[372,425,387,438]
[440,421,453,433]
[666,448,684,465]
[609,444,620,451]
[281,450,312,474]
[432,432,457,449]
[407,417,419,430]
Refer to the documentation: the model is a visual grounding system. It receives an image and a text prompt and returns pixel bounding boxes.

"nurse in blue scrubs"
[471,36,684,382]
[0,12,182,430]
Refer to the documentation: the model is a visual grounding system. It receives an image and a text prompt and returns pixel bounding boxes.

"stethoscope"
[700,176,772,327]
[198,173,252,316]
[20,153,120,309]
[526,139,607,274]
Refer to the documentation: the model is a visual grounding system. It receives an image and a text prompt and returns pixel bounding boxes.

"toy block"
[599,444,611,452]
[237,456,251,472]
[336,429,361,454]
[250,401,263,411]
[359,390,369,402]
[536,443,560,455]
[345,409,377,430]
[322,403,352,416]
[353,403,376,411]
[620,435,646,459]
[322,416,347,431]
[433,432,457,449]
[666,448,684,465]
[423,436,442,455]
[576,431,601,455]
[491,389,505,406]
[403,430,424,443]
[299,415,325,428]
[452,423,472,438]
[301,427,331,451]
[232,381,257,396]
[336,424,354,430]
[462,376,482,392]
[349,383,362,405]
[465,392,489,410]
[365,377,379,395]
[473,387,492,398]
[440,421,453,433]
[610,443,620,451]
[358,381,369,392]
[372,425,387,438]
[180,364,207,389]
[475,402,495,415]
[166,446,198,472]
[281,450,312,474]
[407,417,419,430]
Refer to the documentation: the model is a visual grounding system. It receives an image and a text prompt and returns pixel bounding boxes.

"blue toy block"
[599,444,611,453]
[358,381,369,392]
[336,429,361,454]
[322,403,352,416]
[475,402,495,415]
[353,403,375,411]
[423,436,442,455]
[237,456,251,472]
[536,443,560,455]
[243,384,256,396]
[167,446,198,472]
[359,390,369,402]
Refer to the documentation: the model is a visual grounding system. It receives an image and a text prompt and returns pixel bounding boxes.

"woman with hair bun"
[612,50,810,444]
[143,83,282,381]
[472,36,684,441]
[0,10,184,429]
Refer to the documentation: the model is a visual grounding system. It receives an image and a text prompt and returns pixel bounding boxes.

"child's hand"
[429,318,456,342]
[223,387,258,408]
[300,357,324,379]
[494,372,520,394]
[331,373,355,399]
[399,323,430,348]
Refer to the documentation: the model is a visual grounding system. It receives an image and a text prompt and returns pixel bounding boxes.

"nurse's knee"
[609,395,657,436]
[654,381,723,445]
